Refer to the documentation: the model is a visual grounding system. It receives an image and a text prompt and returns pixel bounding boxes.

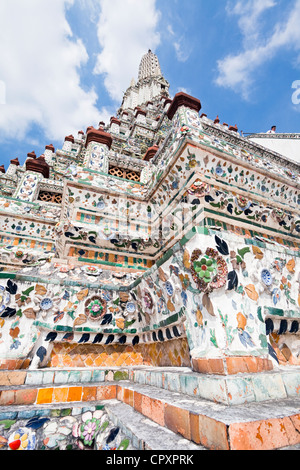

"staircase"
[1,366,300,450]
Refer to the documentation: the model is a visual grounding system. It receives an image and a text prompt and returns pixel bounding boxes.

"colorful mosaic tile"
[49,338,191,368]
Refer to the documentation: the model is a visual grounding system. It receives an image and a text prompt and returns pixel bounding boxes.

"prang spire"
[138,49,162,81]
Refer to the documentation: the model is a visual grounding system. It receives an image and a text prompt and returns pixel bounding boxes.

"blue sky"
[0,0,300,170]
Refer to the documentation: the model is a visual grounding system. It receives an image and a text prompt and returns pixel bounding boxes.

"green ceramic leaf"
[0,419,16,430]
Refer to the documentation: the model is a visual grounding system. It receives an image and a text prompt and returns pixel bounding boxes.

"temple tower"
[119,49,170,113]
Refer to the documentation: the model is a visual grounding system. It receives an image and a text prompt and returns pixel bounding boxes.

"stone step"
[130,366,300,406]
[1,365,300,406]
[115,381,300,451]
[1,372,300,450]
[105,400,206,451]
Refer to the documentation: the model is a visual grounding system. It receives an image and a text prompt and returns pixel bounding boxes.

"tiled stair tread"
[117,381,300,425]
[2,366,300,386]
[0,381,119,391]
[105,400,207,451]
[1,377,300,425]
[131,365,300,377]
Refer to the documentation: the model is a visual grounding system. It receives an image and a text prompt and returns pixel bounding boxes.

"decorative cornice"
[247,133,300,140]
[167,92,201,121]
[64,135,75,143]
[25,155,50,178]
[108,151,148,172]
[27,151,36,159]
[110,117,121,126]
[135,107,147,117]
[85,127,113,149]
[201,122,300,175]
[143,145,159,161]
[10,158,20,166]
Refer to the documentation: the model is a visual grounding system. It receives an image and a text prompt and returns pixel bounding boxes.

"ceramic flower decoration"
[191,248,228,293]
[84,296,106,321]
[32,290,61,319]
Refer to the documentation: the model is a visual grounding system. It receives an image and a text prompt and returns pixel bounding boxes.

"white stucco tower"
[118,50,170,113]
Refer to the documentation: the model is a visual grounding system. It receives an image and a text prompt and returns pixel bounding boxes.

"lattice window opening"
[37,190,63,204]
[108,166,141,182]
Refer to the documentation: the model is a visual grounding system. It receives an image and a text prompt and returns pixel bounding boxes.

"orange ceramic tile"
[0,371,26,386]
[192,358,224,375]
[15,388,37,405]
[190,413,200,445]
[164,404,191,440]
[148,397,165,427]
[226,356,273,375]
[96,385,116,400]
[83,357,93,367]
[125,388,135,407]
[133,391,143,414]
[290,414,300,434]
[94,356,105,367]
[198,414,229,450]
[0,359,23,370]
[115,355,127,367]
[0,390,15,406]
[140,394,152,420]
[62,355,73,367]
[82,386,97,402]
[49,339,191,368]
[50,355,60,368]
[209,358,226,374]
[67,386,83,402]
[116,385,124,402]
[281,416,300,447]
[36,388,54,405]
[52,387,69,403]
[228,419,290,450]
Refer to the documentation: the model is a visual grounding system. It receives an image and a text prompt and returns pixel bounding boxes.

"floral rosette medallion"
[235,195,251,212]
[84,296,106,322]
[187,180,210,197]
[191,248,228,293]
[79,417,100,447]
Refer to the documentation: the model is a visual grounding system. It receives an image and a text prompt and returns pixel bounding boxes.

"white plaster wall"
[249,136,300,164]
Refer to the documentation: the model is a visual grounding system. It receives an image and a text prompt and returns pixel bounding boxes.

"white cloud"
[93,0,161,102]
[176,87,192,95]
[0,0,101,143]
[216,0,300,99]
[227,0,277,41]
[167,23,191,63]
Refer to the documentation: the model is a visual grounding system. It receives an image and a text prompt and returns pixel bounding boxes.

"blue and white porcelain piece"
[40,298,54,311]
[261,269,273,286]
[215,166,223,176]
[126,302,136,314]
[165,281,174,296]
